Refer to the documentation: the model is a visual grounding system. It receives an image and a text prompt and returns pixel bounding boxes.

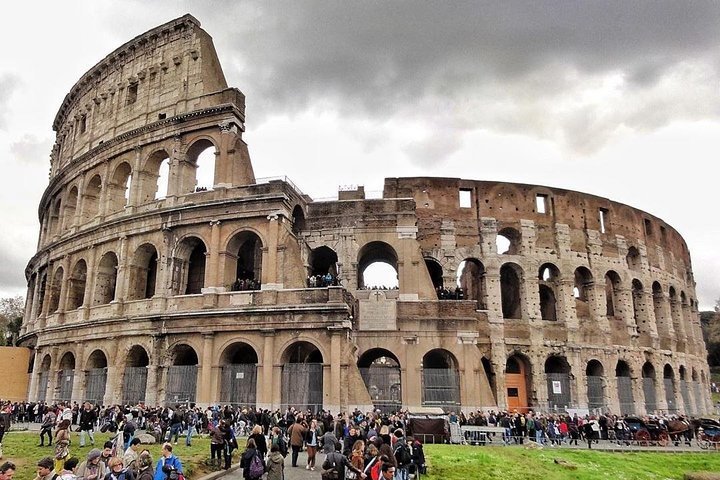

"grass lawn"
[0,431,225,480]
[422,444,720,480]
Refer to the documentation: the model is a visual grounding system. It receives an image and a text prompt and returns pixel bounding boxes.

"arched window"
[422,349,460,408]
[457,259,486,308]
[631,279,644,332]
[85,350,108,404]
[57,352,76,403]
[172,237,207,295]
[67,260,87,310]
[82,175,102,222]
[123,345,149,405]
[94,252,118,305]
[505,354,532,412]
[616,360,635,415]
[220,342,259,405]
[128,244,158,300]
[62,187,79,230]
[496,227,521,255]
[187,140,216,192]
[48,267,64,313]
[586,360,605,412]
[545,356,572,411]
[604,271,621,317]
[108,162,133,213]
[166,344,199,404]
[281,342,324,412]
[663,364,677,414]
[538,263,560,321]
[642,362,657,414]
[357,241,399,290]
[308,246,339,287]
[574,267,594,320]
[358,349,402,412]
[626,246,641,271]
[139,150,171,203]
[291,205,306,235]
[500,263,523,319]
[425,258,444,290]
[226,231,263,291]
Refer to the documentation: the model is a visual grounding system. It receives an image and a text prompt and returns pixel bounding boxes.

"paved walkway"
[226,450,326,480]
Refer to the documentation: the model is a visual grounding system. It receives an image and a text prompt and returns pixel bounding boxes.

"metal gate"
[693,382,703,415]
[587,376,605,412]
[58,369,74,402]
[546,373,572,411]
[85,368,107,404]
[642,378,657,413]
[37,371,50,402]
[360,366,402,412]
[122,366,148,405]
[281,363,323,412]
[617,377,635,415]
[422,368,460,408]
[165,365,198,405]
[664,378,677,413]
[220,364,257,406]
[680,380,693,415]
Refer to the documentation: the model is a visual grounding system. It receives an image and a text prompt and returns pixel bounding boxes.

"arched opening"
[642,362,657,414]
[574,267,594,320]
[108,162,132,213]
[308,246,339,287]
[172,237,207,295]
[616,360,635,415]
[497,227,521,255]
[82,175,102,222]
[49,198,62,236]
[166,344,199,405]
[358,349,402,412]
[424,258,444,290]
[586,360,605,413]
[691,367,701,416]
[545,356,572,412]
[422,349,460,410]
[652,282,670,345]
[122,346,149,405]
[663,364,677,413]
[505,354,532,413]
[357,241,399,289]
[604,271,621,317]
[36,271,47,319]
[281,342,324,412]
[57,352,76,403]
[85,350,108,404]
[128,244,158,300]
[291,205,306,236]
[220,342,259,406]
[678,364,693,415]
[94,252,118,305]
[500,263,523,319]
[538,263,560,321]
[227,231,263,291]
[457,258,486,308]
[481,357,497,404]
[139,150,171,203]
[37,354,52,402]
[626,246,641,271]
[187,140,216,192]
[48,267,64,313]
[67,260,87,310]
[631,279,645,334]
[62,187,79,230]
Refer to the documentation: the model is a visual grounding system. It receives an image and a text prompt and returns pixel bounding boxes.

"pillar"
[261,214,281,289]
[197,333,215,405]
[328,329,343,413]
[28,348,43,400]
[259,330,275,410]
[206,221,222,289]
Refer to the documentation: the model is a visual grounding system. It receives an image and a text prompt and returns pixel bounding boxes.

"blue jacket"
[153,455,183,480]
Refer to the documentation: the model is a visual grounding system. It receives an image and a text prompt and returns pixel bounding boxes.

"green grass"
[421,444,720,480]
[0,431,225,480]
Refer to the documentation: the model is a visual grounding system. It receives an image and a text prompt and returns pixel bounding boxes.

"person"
[59,458,79,480]
[208,420,226,469]
[77,449,106,480]
[304,419,321,470]
[249,425,267,459]
[40,407,56,447]
[184,408,197,447]
[100,442,114,469]
[239,438,264,480]
[123,438,142,474]
[54,419,72,473]
[79,403,97,447]
[153,444,182,480]
[392,429,411,480]
[379,463,396,480]
[35,457,57,480]
[269,427,288,457]
[223,421,238,470]
[287,418,307,468]
[265,444,284,480]
[135,453,153,480]
[104,458,135,480]
[0,461,16,480]
[322,443,366,480]
[349,440,365,478]
[167,409,183,446]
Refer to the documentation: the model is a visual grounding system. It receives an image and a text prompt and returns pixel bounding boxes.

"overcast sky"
[1,1,719,309]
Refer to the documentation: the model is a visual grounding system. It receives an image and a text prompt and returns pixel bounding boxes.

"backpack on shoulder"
[321,453,340,480]
[248,453,264,479]
[394,442,412,466]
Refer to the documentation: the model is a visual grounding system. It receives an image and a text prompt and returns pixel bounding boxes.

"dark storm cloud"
[0,74,19,130]
[189,1,720,158]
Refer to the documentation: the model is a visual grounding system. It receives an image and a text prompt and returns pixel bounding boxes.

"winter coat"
[265,451,284,480]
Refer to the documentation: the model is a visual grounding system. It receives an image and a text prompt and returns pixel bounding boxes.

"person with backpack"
[392,430,411,480]
[239,438,265,480]
[321,443,366,480]
[265,445,284,480]
[153,444,182,480]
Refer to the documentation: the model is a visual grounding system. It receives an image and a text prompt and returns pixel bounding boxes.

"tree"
[0,295,24,346]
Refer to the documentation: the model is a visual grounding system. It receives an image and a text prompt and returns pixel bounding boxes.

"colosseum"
[19,15,711,416]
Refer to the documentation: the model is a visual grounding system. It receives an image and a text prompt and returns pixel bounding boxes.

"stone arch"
[139,149,171,203]
[291,205,306,236]
[663,364,678,413]
[107,161,133,213]
[616,359,635,415]
[85,349,108,405]
[219,341,260,406]
[358,348,402,412]
[172,236,207,295]
[545,356,572,411]
[642,361,657,413]
[281,340,324,412]
[457,258,486,309]
[94,251,118,305]
[48,266,64,313]
[500,262,523,319]
[186,137,218,192]
[652,281,670,342]
[226,230,263,290]
[62,185,79,230]
[497,226,521,255]
[574,266,594,320]
[36,353,52,402]
[357,241,399,289]
[605,270,622,317]
[67,259,88,310]
[422,348,461,409]
[505,353,532,412]
[308,245,339,282]
[481,356,497,404]
[631,278,645,334]
[128,243,159,300]
[82,174,102,222]
[122,345,150,405]
[424,257,444,290]
[538,263,560,321]
[57,351,76,402]
[49,197,62,236]
[626,246,641,271]
[166,343,199,404]
[586,359,606,413]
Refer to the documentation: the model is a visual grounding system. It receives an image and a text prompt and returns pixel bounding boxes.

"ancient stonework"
[19,15,711,415]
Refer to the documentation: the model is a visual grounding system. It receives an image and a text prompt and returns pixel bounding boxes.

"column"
[206,221,222,289]
[261,214,280,289]
[145,365,159,406]
[81,248,97,317]
[197,333,215,405]
[27,348,43,400]
[259,330,275,410]
[104,342,121,406]
[328,329,342,413]
[71,343,86,403]
[114,236,129,303]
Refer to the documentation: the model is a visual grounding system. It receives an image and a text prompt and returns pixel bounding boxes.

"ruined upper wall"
[50,14,230,176]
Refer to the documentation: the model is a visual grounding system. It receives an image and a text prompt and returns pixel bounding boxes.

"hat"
[87,449,102,461]
[37,457,54,469]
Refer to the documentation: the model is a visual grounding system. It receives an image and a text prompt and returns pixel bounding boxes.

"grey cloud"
[0,74,20,130]
[0,245,29,293]
[11,135,53,165]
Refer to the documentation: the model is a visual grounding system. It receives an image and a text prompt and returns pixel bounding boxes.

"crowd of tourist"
[306,273,340,288]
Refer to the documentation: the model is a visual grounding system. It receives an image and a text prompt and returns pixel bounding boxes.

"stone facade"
[19,15,711,415]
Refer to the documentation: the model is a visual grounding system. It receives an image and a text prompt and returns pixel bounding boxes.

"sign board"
[359,290,397,331]
[235,372,245,379]
[552,381,562,394]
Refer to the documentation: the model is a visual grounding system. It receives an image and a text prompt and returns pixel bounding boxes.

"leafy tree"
[0,295,24,346]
